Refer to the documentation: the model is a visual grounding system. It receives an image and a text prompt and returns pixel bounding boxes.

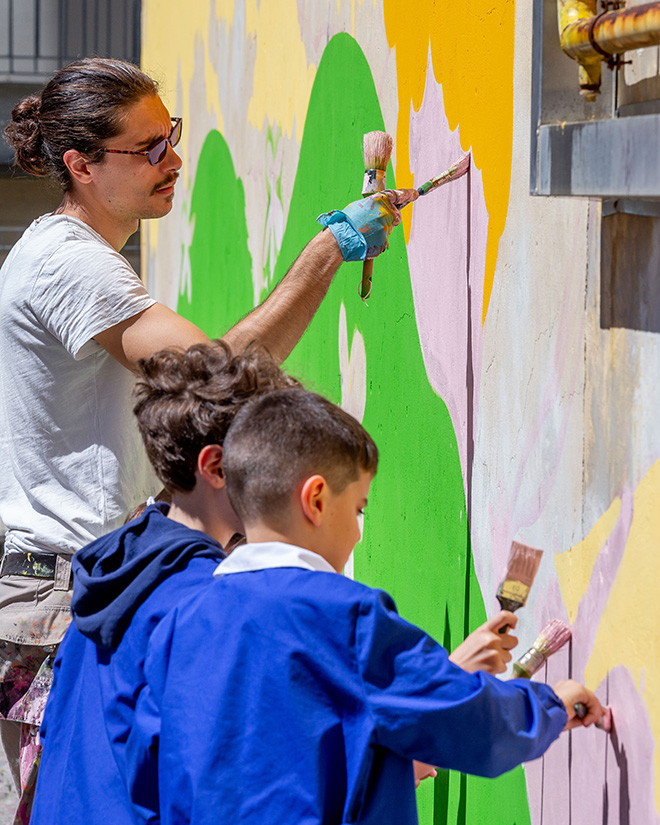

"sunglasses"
[99,117,182,166]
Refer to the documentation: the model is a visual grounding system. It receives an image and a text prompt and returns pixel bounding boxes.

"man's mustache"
[153,173,179,194]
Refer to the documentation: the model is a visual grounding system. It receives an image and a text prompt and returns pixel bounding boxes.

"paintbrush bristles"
[511,618,571,679]
[496,541,543,614]
[534,619,572,657]
[363,131,393,172]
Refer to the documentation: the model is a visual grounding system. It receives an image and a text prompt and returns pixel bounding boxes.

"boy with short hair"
[133,389,602,825]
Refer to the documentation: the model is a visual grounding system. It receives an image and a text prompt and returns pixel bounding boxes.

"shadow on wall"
[603,724,630,825]
[601,203,660,332]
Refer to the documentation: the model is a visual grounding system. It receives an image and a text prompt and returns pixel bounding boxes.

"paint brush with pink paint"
[512,619,612,732]
[512,619,572,679]
[416,153,470,197]
[384,154,471,211]
[496,541,543,633]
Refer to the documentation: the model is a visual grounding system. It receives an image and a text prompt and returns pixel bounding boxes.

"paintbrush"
[360,131,393,300]
[574,702,612,733]
[377,154,471,211]
[512,619,572,679]
[417,153,470,197]
[511,619,612,733]
[496,541,543,633]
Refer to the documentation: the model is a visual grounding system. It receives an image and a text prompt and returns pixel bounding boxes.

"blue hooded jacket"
[30,503,225,825]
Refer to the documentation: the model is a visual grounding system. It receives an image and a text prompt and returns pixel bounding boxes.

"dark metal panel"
[530,0,544,196]
[531,0,616,196]
[537,114,660,196]
[601,209,660,332]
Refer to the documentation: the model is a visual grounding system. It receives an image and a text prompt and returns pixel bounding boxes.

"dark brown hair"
[133,341,301,494]
[3,57,158,189]
[223,390,379,528]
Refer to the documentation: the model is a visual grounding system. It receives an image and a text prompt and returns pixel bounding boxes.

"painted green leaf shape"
[180,129,254,337]
[182,31,532,825]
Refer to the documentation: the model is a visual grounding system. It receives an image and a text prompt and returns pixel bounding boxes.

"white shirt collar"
[213,541,337,577]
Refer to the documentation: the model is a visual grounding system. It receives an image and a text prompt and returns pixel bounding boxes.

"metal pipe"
[558,0,660,99]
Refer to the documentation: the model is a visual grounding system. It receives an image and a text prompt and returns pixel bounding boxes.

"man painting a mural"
[0,57,403,821]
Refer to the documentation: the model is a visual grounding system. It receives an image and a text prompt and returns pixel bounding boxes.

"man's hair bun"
[4,94,48,176]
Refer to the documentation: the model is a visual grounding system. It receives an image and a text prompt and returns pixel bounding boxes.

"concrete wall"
[141,2,660,822]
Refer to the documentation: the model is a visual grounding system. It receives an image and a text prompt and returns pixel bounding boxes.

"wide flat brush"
[360,131,393,300]
[512,619,572,679]
[496,541,543,633]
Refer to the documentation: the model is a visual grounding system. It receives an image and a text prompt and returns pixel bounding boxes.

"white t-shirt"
[0,214,158,643]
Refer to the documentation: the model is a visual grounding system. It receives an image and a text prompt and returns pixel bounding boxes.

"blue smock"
[30,503,225,825]
[129,541,567,825]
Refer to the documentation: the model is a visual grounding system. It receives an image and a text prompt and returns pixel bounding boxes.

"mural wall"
[141,2,660,823]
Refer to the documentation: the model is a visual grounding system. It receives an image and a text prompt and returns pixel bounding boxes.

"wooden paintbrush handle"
[360,258,374,300]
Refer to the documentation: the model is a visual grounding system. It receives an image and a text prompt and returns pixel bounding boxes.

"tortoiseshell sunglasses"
[99,117,182,166]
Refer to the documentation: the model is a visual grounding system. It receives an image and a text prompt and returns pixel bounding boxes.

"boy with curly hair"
[31,341,300,824]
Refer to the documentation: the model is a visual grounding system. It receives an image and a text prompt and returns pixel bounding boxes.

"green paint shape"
[180,130,254,336]
[182,30,532,825]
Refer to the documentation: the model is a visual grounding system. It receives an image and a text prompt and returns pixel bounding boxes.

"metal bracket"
[589,6,632,70]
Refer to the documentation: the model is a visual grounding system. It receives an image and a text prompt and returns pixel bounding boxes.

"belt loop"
[54,556,72,591]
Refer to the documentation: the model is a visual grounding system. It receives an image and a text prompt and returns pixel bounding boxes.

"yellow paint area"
[583,457,660,811]
[554,497,622,623]
[245,0,317,142]
[382,0,515,323]
[142,0,227,170]
[141,0,233,256]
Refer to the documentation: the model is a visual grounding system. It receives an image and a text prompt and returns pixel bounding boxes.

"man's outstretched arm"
[94,231,341,370]
[96,193,402,369]
[221,229,342,363]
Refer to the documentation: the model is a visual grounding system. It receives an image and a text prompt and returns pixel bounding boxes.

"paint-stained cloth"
[30,503,225,825]
[0,642,55,825]
[128,541,568,825]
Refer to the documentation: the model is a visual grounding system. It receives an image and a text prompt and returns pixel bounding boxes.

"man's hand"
[449,611,518,675]
[552,680,604,730]
[317,191,403,261]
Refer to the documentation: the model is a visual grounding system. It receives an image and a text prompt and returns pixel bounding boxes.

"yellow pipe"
[558,0,660,100]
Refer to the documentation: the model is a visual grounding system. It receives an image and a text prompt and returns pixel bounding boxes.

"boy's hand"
[552,680,604,729]
[317,192,402,262]
[413,760,438,788]
[448,611,518,675]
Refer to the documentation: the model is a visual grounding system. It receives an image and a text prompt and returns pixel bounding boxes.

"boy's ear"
[197,445,225,489]
[62,149,96,186]
[300,475,327,527]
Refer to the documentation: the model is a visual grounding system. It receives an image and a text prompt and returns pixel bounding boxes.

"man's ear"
[197,445,225,488]
[62,149,97,186]
[300,475,327,527]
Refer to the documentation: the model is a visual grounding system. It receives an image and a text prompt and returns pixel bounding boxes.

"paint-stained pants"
[0,642,56,825]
